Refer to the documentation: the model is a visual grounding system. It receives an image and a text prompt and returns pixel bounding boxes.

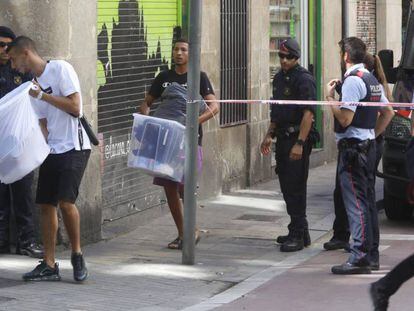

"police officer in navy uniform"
[261,38,318,252]
[323,52,392,253]
[0,26,43,258]
[327,37,394,274]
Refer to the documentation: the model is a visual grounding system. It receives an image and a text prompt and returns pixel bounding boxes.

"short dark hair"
[6,36,38,54]
[338,37,366,64]
[174,38,189,45]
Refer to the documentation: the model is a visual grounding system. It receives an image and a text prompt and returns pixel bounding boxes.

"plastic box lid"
[128,113,185,182]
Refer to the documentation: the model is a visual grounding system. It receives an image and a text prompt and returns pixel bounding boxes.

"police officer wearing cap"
[261,38,319,252]
[0,26,43,258]
[327,37,394,274]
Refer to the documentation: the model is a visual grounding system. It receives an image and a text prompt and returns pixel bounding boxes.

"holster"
[275,125,300,138]
[308,127,320,144]
[338,138,372,154]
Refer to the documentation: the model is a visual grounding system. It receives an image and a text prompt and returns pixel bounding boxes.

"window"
[220,0,248,127]
[269,0,304,80]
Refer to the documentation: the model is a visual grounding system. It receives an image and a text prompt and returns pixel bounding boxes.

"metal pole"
[182,0,202,265]
[300,0,309,70]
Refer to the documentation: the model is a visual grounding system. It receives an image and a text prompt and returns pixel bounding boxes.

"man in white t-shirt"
[7,36,90,282]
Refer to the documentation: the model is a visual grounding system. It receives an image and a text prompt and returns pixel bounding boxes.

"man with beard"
[327,37,394,274]
[261,38,318,252]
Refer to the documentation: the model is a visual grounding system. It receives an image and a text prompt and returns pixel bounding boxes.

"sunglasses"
[278,52,296,60]
[0,42,8,48]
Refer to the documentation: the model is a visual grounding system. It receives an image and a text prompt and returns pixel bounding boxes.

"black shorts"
[36,149,90,206]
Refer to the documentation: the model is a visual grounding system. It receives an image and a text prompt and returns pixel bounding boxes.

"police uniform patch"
[14,76,22,85]
[284,87,291,96]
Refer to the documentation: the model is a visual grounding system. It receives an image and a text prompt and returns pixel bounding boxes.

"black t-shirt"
[149,69,215,145]
[149,69,214,99]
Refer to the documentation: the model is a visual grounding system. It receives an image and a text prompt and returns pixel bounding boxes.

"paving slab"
[0,161,383,311]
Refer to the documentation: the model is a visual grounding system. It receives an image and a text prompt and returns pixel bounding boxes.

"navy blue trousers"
[333,138,381,264]
[275,136,312,234]
[337,139,378,264]
[0,172,36,244]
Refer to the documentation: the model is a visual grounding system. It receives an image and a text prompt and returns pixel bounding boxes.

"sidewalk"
[0,161,383,310]
[215,235,414,311]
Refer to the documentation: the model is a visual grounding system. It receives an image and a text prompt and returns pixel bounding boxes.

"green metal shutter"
[97,0,181,222]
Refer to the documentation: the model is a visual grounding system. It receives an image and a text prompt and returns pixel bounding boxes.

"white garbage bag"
[0,82,50,184]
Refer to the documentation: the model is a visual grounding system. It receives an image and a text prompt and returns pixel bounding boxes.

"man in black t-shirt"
[140,38,218,250]
[147,67,214,146]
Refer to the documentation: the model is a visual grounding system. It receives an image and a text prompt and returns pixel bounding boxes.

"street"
[0,161,413,311]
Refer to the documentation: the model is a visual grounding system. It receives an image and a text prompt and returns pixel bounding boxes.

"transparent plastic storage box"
[127,113,185,182]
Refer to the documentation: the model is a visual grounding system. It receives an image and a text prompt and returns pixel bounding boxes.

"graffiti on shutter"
[97,0,181,221]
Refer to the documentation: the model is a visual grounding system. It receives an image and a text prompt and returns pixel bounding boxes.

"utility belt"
[275,125,300,138]
[337,138,374,153]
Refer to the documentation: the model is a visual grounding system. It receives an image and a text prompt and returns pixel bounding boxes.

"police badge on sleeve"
[13,76,22,85]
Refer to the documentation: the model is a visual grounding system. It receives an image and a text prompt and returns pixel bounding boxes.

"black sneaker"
[16,241,44,259]
[22,261,61,281]
[71,252,88,282]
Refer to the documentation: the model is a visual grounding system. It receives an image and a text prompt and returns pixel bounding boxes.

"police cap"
[279,38,301,59]
[0,26,16,40]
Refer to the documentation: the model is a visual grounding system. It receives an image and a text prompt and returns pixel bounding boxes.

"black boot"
[323,237,350,251]
[280,232,305,252]
[331,262,371,275]
[16,241,44,259]
[0,240,10,254]
[277,229,311,247]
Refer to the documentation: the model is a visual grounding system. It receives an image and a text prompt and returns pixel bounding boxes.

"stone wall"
[0,0,102,244]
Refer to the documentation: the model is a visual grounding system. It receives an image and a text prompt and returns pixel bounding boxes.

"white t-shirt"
[33,60,91,153]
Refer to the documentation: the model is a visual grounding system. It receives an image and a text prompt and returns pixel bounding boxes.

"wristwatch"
[295,139,305,146]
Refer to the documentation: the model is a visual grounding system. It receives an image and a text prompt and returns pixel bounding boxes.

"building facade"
[0,0,403,242]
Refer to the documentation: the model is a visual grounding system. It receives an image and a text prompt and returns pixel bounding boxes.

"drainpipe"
[342,0,349,38]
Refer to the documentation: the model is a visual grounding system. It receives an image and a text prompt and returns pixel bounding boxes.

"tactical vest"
[334,70,382,133]
[271,65,315,127]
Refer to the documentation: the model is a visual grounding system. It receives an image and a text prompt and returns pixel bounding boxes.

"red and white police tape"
[193,99,414,109]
